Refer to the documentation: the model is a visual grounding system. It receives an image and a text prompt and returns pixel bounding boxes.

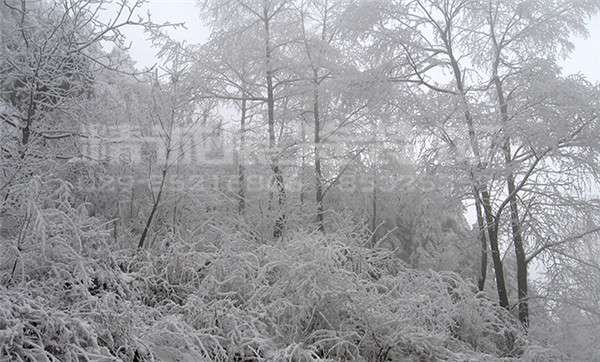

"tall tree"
[345,0,510,306]
[296,0,347,232]
[477,0,600,328]
[201,0,300,237]
[344,1,600,328]
[0,0,154,220]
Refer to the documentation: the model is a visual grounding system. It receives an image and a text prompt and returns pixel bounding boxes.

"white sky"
[120,0,207,69]
[119,1,600,82]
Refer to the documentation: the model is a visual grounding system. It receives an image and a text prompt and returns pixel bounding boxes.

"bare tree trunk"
[138,69,176,249]
[447,48,508,307]
[129,174,135,220]
[21,87,35,153]
[300,114,306,210]
[371,128,378,247]
[494,73,529,328]
[481,187,510,308]
[371,163,377,247]
[138,165,168,249]
[504,144,528,328]
[263,9,286,238]
[488,14,529,327]
[313,72,325,233]
[238,97,247,214]
[474,187,488,291]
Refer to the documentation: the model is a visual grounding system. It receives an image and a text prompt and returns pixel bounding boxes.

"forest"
[1,0,600,360]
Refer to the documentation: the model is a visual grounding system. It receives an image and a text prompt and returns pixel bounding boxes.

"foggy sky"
[120,0,600,81]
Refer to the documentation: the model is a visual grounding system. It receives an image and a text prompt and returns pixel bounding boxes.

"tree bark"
[504,144,528,328]
[488,12,529,327]
[445,41,508,307]
[138,166,167,249]
[371,164,377,247]
[263,8,286,238]
[481,187,510,308]
[300,114,306,209]
[238,96,247,214]
[371,126,378,247]
[474,187,488,291]
[313,73,325,233]
[138,70,176,249]
[494,73,529,328]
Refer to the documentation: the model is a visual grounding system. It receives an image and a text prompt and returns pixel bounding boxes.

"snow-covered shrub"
[0,178,539,361]
[0,290,102,361]
[163,229,529,361]
[0,175,146,361]
[125,239,215,307]
[0,176,124,291]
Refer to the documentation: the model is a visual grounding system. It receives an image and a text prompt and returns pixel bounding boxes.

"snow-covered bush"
[0,177,540,361]
[165,230,528,361]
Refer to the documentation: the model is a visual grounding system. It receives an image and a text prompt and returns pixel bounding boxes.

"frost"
[0,178,531,360]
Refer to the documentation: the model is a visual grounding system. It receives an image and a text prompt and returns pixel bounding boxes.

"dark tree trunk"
[474,187,488,291]
[494,67,529,328]
[300,115,306,209]
[138,167,167,249]
[447,49,508,308]
[263,10,286,238]
[371,144,378,247]
[488,16,529,326]
[238,97,247,214]
[504,145,529,329]
[481,187,510,308]
[313,74,325,233]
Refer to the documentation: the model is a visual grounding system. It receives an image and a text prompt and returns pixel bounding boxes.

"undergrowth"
[0,176,561,361]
